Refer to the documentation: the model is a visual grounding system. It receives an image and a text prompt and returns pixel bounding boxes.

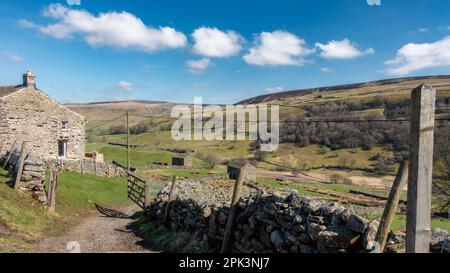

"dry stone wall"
[150,180,450,253]
[46,159,128,178]
[5,147,47,203]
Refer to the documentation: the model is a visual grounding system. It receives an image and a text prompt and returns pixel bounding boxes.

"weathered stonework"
[5,147,47,203]
[0,72,86,160]
[227,159,256,183]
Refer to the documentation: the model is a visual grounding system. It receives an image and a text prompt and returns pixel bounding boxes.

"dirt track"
[257,168,400,189]
[34,205,157,253]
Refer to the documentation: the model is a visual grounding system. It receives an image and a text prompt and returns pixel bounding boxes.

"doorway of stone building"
[58,140,68,158]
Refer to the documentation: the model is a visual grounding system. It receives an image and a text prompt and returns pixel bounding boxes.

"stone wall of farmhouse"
[0,87,85,160]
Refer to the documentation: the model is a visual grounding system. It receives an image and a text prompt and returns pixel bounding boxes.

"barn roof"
[0,85,24,97]
[228,159,254,169]
[173,153,190,159]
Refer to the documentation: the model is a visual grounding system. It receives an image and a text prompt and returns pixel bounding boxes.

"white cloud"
[3,52,24,63]
[243,31,314,66]
[20,3,187,53]
[315,39,374,59]
[18,19,40,29]
[186,58,214,74]
[418,27,428,33]
[320,67,333,73]
[385,36,450,75]
[192,27,244,58]
[265,86,284,93]
[116,81,134,93]
[193,82,209,88]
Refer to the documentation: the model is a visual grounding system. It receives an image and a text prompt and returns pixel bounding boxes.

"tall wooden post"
[48,166,58,213]
[221,171,245,253]
[47,165,54,205]
[406,84,435,253]
[164,176,178,225]
[376,161,409,252]
[14,141,28,190]
[126,111,131,174]
[144,181,150,208]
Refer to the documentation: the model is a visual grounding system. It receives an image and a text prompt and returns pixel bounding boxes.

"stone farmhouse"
[0,72,86,160]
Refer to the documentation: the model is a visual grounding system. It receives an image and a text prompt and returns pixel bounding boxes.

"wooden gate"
[127,172,148,209]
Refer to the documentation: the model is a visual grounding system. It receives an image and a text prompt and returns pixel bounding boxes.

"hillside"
[66,101,176,133]
[238,75,450,105]
[65,76,450,199]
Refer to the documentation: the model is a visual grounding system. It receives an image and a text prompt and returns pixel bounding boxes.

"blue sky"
[0,0,450,104]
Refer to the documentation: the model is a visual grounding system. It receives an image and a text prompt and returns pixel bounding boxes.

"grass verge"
[0,170,129,252]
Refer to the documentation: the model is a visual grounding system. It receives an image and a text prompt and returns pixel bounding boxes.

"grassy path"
[0,170,132,252]
[33,205,157,253]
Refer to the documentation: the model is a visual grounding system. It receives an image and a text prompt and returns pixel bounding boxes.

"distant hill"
[66,75,450,131]
[237,75,450,105]
[66,100,176,131]
[65,99,171,106]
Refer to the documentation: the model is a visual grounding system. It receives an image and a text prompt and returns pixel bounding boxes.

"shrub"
[254,149,269,162]
[130,123,149,135]
[195,153,218,169]
[330,174,343,184]
[107,125,127,135]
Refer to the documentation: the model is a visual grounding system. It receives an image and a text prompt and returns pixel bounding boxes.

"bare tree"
[196,153,218,169]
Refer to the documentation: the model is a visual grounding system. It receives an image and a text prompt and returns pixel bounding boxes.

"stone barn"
[0,72,86,160]
[227,159,256,183]
[171,153,193,167]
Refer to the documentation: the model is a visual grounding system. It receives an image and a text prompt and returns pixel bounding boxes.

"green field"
[86,143,174,167]
[259,144,397,174]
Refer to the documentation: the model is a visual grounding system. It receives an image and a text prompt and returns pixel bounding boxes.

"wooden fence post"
[2,140,17,169]
[48,167,58,213]
[164,176,178,225]
[221,171,245,253]
[47,165,54,205]
[144,180,151,210]
[376,161,409,252]
[14,142,28,190]
[406,84,436,253]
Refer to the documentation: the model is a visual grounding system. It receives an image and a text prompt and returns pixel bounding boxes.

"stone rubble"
[151,180,378,253]
[6,149,47,203]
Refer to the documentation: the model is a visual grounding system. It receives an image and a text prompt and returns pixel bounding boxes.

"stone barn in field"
[171,153,193,167]
[227,159,256,183]
[0,72,86,160]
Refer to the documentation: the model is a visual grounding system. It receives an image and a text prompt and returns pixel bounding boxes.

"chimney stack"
[23,71,36,87]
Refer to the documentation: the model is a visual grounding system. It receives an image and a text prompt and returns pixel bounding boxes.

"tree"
[254,149,269,162]
[107,125,127,135]
[330,174,343,184]
[281,158,293,171]
[195,153,218,169]
[339,155,357,169]
[130,122,149,135]
[434,125,450,209]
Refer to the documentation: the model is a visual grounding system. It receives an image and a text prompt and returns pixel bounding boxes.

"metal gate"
[127,172,148,209]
